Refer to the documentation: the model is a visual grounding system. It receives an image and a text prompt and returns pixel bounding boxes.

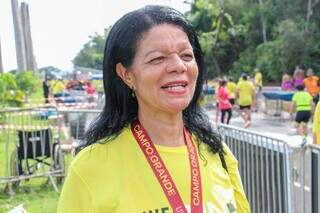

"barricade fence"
[0,106,101,194]
[0,106,64,194]
[2,104,319,213]
[310,144,320,213]
[218,124,317,213]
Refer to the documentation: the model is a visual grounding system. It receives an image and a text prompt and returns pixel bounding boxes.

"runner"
[236,73,255,128]
[217,79,232,124]
[303,68,319,105]
[290,84,314,137]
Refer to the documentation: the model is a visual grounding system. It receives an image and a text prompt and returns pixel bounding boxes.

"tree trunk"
[258,0,267,43]
[307,0,312,24]
[212,56,221,76]
[212,1,225,76]
[307,0,320,24]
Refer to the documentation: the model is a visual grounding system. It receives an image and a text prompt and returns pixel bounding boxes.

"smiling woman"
[57,5,250,213]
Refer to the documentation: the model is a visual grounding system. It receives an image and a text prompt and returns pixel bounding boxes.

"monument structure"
[11,0,37,72]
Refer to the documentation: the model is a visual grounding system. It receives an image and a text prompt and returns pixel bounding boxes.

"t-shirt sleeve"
[223,144,251,212]
[57,168,94,213]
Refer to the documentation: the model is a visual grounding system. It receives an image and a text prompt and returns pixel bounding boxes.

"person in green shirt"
[290,84,314,136]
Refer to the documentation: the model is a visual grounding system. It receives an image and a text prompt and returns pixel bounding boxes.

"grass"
[0,180,62,212]
[0,111,73,212]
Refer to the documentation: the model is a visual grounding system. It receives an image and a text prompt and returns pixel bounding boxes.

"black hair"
[219,79,227,87]
[84,5,224,157]
[296,84,305,91]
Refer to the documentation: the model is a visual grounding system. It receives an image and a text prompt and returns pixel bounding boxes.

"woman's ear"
[116,63,134,88]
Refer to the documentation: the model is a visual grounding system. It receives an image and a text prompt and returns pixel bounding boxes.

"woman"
[281,72,293,91]
[217,79,232,124]
[58,5,249,213]
[293,66,304,87]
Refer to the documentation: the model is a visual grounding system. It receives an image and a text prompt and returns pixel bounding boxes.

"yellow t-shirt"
[254,72,263,87]
[313,102,320,145]
[227,82,237,99]
[58,127,250,213]
[52,81,65,94]
[237,81,254,106]
[292,91,313,111]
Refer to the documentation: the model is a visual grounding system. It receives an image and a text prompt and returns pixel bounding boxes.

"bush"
[15,71,40,95]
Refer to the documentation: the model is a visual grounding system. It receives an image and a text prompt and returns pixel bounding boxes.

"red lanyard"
[131,119,203,213]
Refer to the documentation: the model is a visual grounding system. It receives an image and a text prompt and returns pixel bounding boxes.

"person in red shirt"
[303,68,319,104]
[85,81,95,102]
[217,79,232,124]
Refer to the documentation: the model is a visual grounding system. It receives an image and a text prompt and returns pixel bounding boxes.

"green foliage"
[187,0,320,83]
[0,71,42,108]
[230,48,257,80]
[0,73,17,93]
[15,71,40,95]
[256,40,282,82]
[73,28,111,70]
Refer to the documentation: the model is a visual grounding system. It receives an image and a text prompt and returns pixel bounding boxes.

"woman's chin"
[164,101,190,113]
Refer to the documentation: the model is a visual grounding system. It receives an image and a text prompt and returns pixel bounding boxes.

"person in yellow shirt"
[236,74,255,128]
[290,84,314,136]
[313,101,320,145]
[52,78,66,95]
[254,68,263,92]
[58,5,249,213]
[226,77,237,106]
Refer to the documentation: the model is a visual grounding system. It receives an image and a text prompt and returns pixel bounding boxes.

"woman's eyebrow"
[144,50,161,58]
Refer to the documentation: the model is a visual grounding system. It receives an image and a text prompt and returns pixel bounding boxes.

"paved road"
[205,108,313,145]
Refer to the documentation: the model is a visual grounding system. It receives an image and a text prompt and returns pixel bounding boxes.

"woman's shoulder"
[195,136,237,164]
[69,127,132,173]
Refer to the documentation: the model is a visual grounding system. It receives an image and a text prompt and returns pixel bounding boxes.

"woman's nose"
[166,54,187,73]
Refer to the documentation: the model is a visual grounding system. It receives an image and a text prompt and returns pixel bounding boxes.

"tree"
[73,28,111,70]
[187,0,320,82]
[15,70,40,95]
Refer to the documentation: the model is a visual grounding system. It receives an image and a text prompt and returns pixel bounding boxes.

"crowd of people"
[42,75,97,104]
[213,69,261,129]
[212,65,320,145]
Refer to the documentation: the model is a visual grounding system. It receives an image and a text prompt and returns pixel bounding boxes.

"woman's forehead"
[135,24,191,54]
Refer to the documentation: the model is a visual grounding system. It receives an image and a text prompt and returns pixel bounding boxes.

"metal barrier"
[0,106,64,194]
[309,144,320,213]
[58,108,100,138]
[218,124,313,213]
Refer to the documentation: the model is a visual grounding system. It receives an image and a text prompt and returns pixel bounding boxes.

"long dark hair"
[84,5,224,157]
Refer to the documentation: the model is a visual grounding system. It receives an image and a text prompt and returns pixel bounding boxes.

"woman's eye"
[149,56,165,64]
[181,54,194,61]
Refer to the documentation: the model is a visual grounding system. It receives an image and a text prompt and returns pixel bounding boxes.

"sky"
[0,0,191,71]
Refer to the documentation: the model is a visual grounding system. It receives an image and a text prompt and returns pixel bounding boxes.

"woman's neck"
[137,109,185,147]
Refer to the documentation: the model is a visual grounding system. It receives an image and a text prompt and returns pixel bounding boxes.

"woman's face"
[126,24,199,115]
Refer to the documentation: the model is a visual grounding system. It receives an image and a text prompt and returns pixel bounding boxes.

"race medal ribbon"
[131,119,203,213]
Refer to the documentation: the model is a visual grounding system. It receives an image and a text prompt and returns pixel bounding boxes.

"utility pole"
[11,0,27,71]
